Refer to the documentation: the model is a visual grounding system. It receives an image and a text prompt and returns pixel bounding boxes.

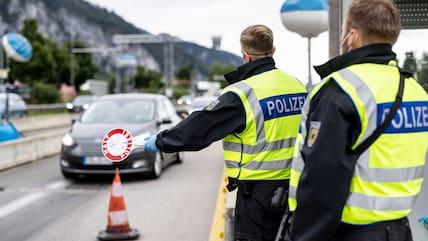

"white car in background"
[0,93,27,118]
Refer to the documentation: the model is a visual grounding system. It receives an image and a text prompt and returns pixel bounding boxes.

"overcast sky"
[86,0,428,85]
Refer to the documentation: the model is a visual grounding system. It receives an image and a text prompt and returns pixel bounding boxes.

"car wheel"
[61,170,78,180]
[148,152,163,179]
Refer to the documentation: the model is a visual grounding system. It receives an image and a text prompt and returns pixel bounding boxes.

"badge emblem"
[205,99,219,111]
[307,121,321,147]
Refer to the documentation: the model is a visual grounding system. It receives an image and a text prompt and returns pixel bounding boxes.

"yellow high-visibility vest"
[289,62,428,224]
[222,69,307,180]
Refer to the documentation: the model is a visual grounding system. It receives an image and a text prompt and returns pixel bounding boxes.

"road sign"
[395,0,428,29]
[102,128,133,162]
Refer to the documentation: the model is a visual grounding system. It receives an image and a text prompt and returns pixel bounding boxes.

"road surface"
[0,142,224,241]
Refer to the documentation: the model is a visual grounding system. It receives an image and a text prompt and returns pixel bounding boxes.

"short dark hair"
[346,0,401,44]
[240,24,274,55]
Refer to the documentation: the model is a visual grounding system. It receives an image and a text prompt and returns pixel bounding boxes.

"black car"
[66,95,98,113]
[60,93,183,179]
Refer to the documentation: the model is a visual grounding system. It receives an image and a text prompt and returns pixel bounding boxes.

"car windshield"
[80,99,155,124]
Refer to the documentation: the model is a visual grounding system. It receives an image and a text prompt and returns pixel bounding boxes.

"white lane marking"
[45,180,69,189]
[0,180,69,219]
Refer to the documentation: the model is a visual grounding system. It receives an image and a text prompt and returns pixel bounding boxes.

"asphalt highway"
[0,142,224,241]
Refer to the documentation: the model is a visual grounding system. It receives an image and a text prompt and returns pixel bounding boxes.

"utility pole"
[329,0,341,59]
[0,39,3,72]
[70,32,75,88]
[307,37,312,89]
[0,36,6,121]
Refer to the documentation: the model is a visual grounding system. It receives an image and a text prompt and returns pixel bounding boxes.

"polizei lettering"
[260,93,307,121]
[377,101,428,133]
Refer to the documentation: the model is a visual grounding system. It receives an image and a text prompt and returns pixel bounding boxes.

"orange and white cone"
[97,168,139,240]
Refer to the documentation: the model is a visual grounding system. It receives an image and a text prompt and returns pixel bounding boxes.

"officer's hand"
[144,135,159,152]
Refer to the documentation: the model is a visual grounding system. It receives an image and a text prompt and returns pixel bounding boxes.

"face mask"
[242,52,252,64]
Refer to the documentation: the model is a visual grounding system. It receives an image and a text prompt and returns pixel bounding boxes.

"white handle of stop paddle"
[131,138,146,150]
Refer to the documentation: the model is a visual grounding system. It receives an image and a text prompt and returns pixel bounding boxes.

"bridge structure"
[112,34,181,97]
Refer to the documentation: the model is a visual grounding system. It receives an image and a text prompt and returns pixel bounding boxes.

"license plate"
[83,156,112,165]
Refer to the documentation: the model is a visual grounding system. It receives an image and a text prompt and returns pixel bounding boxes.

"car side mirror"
[157,118,172,125]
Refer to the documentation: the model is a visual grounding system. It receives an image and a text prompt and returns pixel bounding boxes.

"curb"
[209,172,228,241]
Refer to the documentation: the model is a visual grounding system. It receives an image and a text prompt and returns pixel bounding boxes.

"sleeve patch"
[205,99,220,111]
[307,121,322,147]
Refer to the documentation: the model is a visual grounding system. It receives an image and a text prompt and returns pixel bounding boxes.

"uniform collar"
[314,44,397,79]
[224,57,276,85]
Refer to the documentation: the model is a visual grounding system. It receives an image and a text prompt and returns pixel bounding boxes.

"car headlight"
[133,132,151,146]
[66,103,73,110]
[62,133,74,146]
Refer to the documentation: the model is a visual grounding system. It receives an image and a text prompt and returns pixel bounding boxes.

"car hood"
[69,121,157,140]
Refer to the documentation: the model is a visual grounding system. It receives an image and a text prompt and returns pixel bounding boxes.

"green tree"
[208,63,236,88]
[10,19,59,85]
[68,40,99,89]
[134,66,163,93]
[7,18,99,102]
[175,64,192,80]
[417,53,428,92]
[173,64,192,98]
[29,82,62,104]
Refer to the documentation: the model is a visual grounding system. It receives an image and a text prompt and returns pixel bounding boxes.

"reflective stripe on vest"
[288,63,428,224]
[222,69,307,180]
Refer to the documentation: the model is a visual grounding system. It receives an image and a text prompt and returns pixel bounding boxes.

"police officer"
[144,24,307,241]
[285,0,428,241]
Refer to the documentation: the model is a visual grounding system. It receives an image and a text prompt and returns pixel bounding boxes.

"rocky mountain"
[0,0,241,79]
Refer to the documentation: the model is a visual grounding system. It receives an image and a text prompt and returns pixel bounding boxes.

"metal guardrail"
[26,103,67,111]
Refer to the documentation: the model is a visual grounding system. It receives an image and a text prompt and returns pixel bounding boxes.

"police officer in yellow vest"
[284,1,428,241]
[144,24,307,241]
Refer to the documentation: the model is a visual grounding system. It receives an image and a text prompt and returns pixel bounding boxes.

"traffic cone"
[98,168,140,240]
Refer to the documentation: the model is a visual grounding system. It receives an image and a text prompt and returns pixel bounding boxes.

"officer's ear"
[270,46,276,56]
[242,50,251,63]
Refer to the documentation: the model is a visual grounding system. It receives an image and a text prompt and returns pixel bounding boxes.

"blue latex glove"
[419,217,428,223]
[419,217,428,229]
[144,135,159,152]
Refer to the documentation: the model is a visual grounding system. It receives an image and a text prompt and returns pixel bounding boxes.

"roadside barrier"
[11,113,72,133]
[0,129,66,171]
